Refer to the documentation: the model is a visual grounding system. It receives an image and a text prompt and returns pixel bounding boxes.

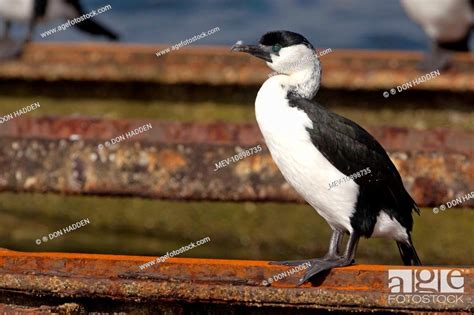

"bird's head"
[231,30,318,76]
[231,30,321,99]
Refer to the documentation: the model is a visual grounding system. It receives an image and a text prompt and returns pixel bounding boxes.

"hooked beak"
[231,43,273,63]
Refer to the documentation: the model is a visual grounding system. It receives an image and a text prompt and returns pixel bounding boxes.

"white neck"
[272,58,321,100]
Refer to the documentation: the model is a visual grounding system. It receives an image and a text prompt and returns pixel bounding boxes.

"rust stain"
[0,43,470,92]
[0,249,472,312]
[1,117,472,156]
[158,149,186,171]
[0,137,471,207]
[146,151,159,172]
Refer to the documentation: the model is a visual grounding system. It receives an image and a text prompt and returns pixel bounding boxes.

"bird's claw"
[0,39,25,61]
[269,259,314,266]
[296,257,354,286]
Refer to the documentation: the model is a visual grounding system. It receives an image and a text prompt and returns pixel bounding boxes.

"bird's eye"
[272,44,282,53]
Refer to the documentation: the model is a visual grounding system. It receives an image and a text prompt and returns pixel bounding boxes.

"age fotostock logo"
[388,269,465,305]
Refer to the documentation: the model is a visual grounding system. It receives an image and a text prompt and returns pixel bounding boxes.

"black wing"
[33,0,48,19]
[65,0,119,41]
[288,94,419,236]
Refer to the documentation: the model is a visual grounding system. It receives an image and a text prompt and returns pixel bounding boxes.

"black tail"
[438,35,470,52]
[73,19,119,41]
[397,236,422,266]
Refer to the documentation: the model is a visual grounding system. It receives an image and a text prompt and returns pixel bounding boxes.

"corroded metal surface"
[0,43,472,91]
[0,116,472,155]
[0,303,82,315]
[0,136,471,207]
[0,249,472,312]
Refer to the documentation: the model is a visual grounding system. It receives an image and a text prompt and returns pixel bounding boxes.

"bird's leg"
[25,18,37,43]
[0,15,36,60]
[419,40,452,71]
[323,229,344,259]
[297,232,359,286]
[269,230,343,267]
[0,20,25,60]
[2,20,11,40]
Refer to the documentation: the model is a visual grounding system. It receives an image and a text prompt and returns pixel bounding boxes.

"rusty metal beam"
[0,135,471,208]
[0,249,472,313]
[0,303,82,315]
[0,43,472,91]
[0,116,472,155]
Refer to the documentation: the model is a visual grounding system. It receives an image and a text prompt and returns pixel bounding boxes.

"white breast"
[255,76,358,233]
[44,0,77,20]
[0,0,34,21]
[371,212,408,242]
[401,0,473,42]
[0,0,76,23]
